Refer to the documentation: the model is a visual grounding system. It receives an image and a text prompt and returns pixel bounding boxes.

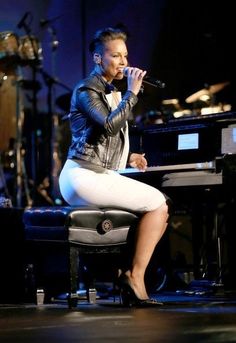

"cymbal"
[185,82,230,103]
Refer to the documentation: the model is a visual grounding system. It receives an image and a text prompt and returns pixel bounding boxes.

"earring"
[94,53,101,64]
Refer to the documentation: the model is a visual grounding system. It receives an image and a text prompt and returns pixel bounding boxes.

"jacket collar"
[89,71,117,94]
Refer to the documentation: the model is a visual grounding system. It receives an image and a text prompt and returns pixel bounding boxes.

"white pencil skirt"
[59,159,167,213]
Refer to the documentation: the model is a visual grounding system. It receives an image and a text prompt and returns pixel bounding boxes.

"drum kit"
[0,30,43,206]
[0,31,42,148]
[185,82,231,116]
[162,81,231,119]
[0,26,73,208]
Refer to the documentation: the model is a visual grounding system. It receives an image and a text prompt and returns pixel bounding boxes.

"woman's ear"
[93,53,101,64]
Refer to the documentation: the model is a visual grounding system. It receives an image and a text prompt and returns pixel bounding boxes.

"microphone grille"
[122,67,128,76]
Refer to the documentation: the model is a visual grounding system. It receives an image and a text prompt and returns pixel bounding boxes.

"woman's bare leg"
[125,202,169,299]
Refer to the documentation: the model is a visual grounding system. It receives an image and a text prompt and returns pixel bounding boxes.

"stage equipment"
[0,31,19,66]
[0,12,43,206]
[185,82,230,104]
[18,35,43,65]
[120,110,236,291]
[39,17,72,204]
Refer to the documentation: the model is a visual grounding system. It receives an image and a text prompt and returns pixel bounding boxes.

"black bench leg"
[67,245,79,308]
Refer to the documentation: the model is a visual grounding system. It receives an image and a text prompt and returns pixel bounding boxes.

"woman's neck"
[93,66,112,84]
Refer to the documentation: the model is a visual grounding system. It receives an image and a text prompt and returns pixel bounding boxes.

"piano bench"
[23,206,139,308]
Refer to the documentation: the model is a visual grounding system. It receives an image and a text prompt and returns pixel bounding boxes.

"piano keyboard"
[118,161,216,174]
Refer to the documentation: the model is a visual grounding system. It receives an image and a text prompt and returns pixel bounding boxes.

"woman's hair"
[89,27,127,54]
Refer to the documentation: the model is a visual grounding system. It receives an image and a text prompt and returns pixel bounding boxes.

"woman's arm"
[77,89,138,136]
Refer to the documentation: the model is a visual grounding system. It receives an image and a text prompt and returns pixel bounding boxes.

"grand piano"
[120,111,236,289]
[121,110,236,178]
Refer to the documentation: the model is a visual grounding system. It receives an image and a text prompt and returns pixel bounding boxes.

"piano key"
[118,161,216,175]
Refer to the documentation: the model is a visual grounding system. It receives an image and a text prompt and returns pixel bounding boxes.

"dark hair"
[89,27,127,54]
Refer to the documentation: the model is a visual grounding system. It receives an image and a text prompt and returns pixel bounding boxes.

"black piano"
[120,111,236,290]
[122,110,236,173]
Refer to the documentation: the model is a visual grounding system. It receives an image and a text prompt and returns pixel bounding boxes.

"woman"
[59,27,170,307]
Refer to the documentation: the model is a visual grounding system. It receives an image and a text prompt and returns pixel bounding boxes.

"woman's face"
[98,39,128,83]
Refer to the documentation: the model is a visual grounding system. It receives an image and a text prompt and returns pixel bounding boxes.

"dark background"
[1,0,235,114]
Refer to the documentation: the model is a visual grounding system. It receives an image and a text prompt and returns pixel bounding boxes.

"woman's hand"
[125,67,147,95]
[128,153,147,172]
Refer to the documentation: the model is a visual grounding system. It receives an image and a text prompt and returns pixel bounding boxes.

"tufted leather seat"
[23,205,139,308]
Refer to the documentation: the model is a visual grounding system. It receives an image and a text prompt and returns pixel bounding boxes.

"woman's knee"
[152,197,172,220]
[160,201,169,217]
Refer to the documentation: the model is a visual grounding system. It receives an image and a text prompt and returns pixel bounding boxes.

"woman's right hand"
[125,67,147,95]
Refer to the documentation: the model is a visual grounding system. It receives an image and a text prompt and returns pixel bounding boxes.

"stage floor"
[1,291,236,342]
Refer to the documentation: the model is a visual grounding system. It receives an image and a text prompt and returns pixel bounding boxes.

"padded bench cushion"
[23,206,139,246]
[23,206,79,242]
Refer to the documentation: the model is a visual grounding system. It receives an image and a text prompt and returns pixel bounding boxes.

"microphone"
[17,11,30,29]
[40,15,62,27]
[40,19,52,27]
[123,67,165,88]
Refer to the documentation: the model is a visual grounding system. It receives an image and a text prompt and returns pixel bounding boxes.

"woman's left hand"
[129,153,148,172]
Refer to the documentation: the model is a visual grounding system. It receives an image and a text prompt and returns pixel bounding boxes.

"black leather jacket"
[67,71,138,170]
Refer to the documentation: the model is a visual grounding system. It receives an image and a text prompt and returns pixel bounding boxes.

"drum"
[173,109,192,118]
[201,104,232,116]
[18,35,42,65]
[0,32,19,66]
[0,69,17,152]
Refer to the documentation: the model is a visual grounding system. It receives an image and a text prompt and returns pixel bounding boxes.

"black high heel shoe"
[118,274,163,308]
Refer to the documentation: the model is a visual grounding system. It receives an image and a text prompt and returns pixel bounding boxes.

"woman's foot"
[118,273,163,307]
[123,271,148,300]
